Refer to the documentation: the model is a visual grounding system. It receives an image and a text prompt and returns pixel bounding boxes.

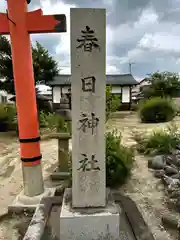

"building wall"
[52,85,132,104]
[132,79,150,97]
[52,86,61,103]
[52,86,70,103]
[122,86,130,103]
[111,86,121,94]
[0,90,13,103]
[172,98,180,107]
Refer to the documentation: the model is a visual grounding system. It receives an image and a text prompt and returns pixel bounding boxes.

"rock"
[174,155,180,166]
[166,186,179,194]
[172,155,180,166]
[166,153,180,167]
[163,175,180,187]
[162,214,179,229]
[167,198,177,209]
[176,145,180,151]
[149,155,166,170]
[171,173,180,179]
[169,190,180,199]
[154,170,165,178]
[164,165,178,175]
[165,155,173,165]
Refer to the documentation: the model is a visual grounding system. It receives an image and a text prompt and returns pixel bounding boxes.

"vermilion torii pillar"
[0,0,66,197]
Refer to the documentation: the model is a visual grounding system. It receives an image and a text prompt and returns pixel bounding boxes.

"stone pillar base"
[60,188,120,240]
[8,187,56,213]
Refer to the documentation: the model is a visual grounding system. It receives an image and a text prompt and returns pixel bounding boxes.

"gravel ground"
[0,112,180,239]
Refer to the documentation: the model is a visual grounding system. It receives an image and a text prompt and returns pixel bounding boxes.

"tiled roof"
[49,74,138,86]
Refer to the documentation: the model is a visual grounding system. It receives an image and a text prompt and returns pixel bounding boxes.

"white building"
[0,90,13,103]
[36,84,52,100]
[132,78,151,100]
[49,74,138,110]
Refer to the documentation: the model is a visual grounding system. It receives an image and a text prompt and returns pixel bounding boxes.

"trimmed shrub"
[0,104,17,132]
[39,111,70,132]
[106,130,134,187]
[132,124,180,154]
[68,130,134,187]
[0,104,70,133]
[106,86,120,121]
[138,97,176,123]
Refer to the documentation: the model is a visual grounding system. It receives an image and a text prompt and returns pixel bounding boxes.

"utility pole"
[129,61,135,74]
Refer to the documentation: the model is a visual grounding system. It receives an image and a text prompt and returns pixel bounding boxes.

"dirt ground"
[0,112,180,239]
[0,134,59,240]
[108,112,180,240]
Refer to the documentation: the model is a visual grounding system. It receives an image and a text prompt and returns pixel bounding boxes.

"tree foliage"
[141,71,180,99]
[138,97,176,123]
[106,85,120,120]
[0,36,59,94]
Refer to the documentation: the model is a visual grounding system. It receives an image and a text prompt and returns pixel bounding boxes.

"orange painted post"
[0,0,66,197]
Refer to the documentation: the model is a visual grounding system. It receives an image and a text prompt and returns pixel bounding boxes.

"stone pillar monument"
[71,8,106,208]
[60,8,120,240]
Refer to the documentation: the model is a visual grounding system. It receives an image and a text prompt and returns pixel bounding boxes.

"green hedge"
[68,130,134,187]
[106,131,134,187]
[133,124,180,154]
[39,111,71,132]
[0,103,70,133]
[0,104,17,131]
[138,97,176,123]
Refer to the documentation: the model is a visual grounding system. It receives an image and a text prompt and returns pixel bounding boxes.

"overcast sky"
[1,0,180,81]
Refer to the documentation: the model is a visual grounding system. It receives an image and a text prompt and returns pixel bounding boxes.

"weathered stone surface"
[60,188,120,240]
[164,165,178,175]
[163,175,180,187]
[22,164,44,197]
[149,155,166,170]
[58,137,69,172]
[166,153,180,166]
[165,155,173,165]
[162,214,179,229]
[113,192,155,240]
[71,8,106,207]
[171,173,180,179]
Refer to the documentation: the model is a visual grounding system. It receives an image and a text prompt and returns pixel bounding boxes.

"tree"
[141,71,180,99]
[106,86,120,121]
[0,36,59,94]
[32,41,59,85]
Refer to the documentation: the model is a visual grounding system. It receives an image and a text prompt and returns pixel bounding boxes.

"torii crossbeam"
[0,0,66,197]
